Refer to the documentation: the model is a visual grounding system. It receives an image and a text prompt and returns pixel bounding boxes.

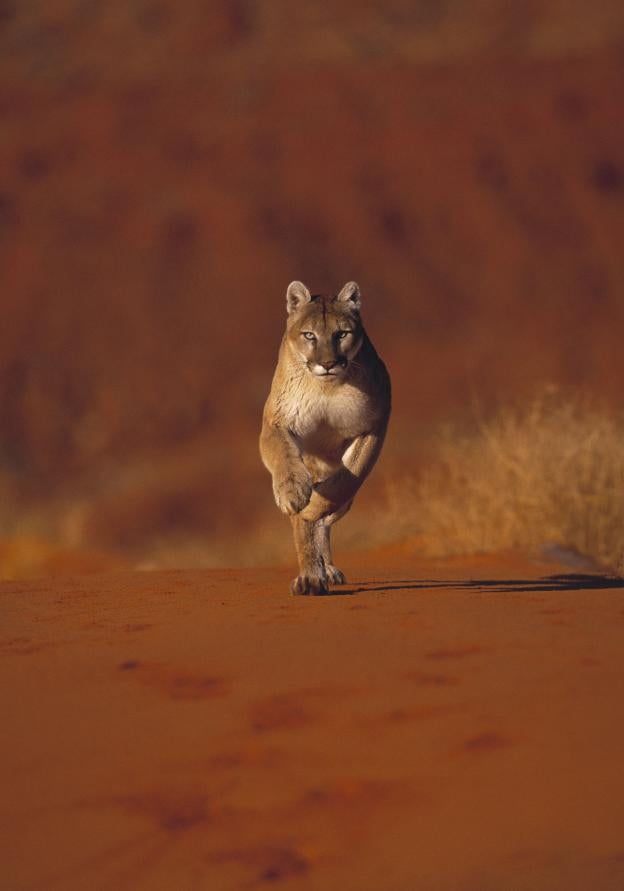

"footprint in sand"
[115,791,212,832]
[211,845,310,883]
[208,744,282,771]
[425,645,486,660]
[302,777,397,809]
[250,691,317,732]
[406,671,461,686]
[249,686,352,733]
[0,636,53,655]
[117,660,229,700]
[461,731,511,754]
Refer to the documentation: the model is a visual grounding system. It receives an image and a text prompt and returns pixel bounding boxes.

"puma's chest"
[286,383,374,442]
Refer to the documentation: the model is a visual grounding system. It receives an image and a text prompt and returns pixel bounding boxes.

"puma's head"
[284,281,364,382]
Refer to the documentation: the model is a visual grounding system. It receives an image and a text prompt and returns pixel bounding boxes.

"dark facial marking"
[321,296,327,329]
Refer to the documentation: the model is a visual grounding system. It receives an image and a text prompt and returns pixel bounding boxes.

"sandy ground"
[2,548,624,891]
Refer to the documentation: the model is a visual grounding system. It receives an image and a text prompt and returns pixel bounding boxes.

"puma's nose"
[321,360,337,371]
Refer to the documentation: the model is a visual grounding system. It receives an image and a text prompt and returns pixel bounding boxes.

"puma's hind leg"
[314,501,353,585]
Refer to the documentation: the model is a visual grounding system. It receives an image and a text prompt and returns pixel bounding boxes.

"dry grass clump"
[413,390,624,571]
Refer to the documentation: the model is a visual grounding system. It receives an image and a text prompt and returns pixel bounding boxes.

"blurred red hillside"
[0,2,623,566]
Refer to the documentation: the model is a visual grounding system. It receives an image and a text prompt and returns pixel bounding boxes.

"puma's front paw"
[325,564,347,585]
[290,573,329,596]
[273,467,312,515]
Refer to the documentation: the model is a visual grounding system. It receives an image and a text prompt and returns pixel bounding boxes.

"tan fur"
[260,281,391,595]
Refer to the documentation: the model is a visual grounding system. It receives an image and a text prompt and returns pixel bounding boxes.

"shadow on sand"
[334,573,624,597]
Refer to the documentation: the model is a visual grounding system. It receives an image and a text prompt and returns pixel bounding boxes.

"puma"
[260,281,391,595]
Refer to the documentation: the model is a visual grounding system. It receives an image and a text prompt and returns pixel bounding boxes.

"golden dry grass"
[409,390,624,571]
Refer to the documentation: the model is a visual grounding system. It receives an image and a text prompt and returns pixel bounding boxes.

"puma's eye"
[337,331,351,340]
[302,331,316,341]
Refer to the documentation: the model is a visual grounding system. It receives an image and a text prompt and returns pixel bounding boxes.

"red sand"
[2,550,624,890]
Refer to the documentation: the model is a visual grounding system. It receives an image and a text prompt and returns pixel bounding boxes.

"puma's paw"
[290,573,329,596]
[273,468,312,515]
[325,564,347,585]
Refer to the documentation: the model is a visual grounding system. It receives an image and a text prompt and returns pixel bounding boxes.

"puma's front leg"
[272,464,313,515]
[290,514,328,595]
[260,420,312,515]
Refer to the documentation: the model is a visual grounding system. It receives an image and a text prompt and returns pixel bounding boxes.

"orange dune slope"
[2,551,624,890]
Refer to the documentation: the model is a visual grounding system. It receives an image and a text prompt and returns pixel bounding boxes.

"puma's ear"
[286,281,312,315]
[337,281,361,312]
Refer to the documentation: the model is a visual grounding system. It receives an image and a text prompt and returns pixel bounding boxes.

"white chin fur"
[312,365,342,378]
